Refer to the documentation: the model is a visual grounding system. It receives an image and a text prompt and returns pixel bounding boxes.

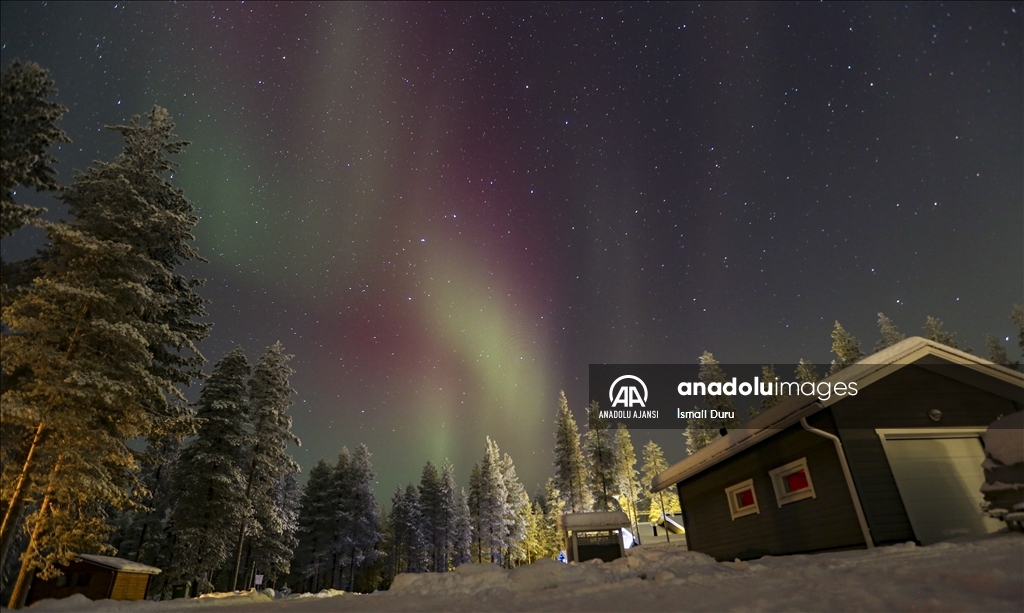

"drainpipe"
[800,418,874,548]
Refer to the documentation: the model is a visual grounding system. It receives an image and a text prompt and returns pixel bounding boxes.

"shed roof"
[557,511,630,531]
[652,336,1024,493]
[76,554,162,575]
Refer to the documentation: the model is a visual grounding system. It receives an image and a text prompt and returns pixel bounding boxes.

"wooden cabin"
[26,554,161,606]
[558,511,631,563]
[652,337,1023,561]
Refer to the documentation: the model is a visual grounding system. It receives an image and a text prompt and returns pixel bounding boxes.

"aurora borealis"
[2,2,1021,496]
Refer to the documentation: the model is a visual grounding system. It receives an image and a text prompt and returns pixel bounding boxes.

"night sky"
[2,2,1021,499]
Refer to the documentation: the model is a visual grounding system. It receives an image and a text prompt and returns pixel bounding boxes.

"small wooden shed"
[558,511,631,563]
[26,554,161,606]
[652,337,1023,561]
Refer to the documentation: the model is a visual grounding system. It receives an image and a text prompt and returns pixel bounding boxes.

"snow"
[20,533,1023,612]
[75,554,161,575]
[982,411,1024,467]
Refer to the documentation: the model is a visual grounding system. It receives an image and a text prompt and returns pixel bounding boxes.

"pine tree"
[0,60,70,238]
[291,460,335,592]
[684,352,736,454]
[231,342,300,590]
[437,461,460,571]
[985,335,1012,367]
[829,321,864,374]
[1010,305,1024,356]
[614,425,641,536]
[467,463,483,562]
[451,487,472,567]
[500,452,529,568]
[166,347,251,595]
[534,479,564,560]
[750,364,782,420]
[2,107,208,607]
[584,400,618,511]
[552,391,591,513]
[337,444,382,592]
[640,441,680,522]
[875,312,905,350]
[922,316,957,348]
[249,470,301,586]
[795,359,819,384]
[417,461,444,572]
[473,438,509,565]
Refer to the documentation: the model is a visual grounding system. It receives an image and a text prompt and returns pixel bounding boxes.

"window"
[769,457,816,507]
[725,479,760,520]
[76,572,92,586]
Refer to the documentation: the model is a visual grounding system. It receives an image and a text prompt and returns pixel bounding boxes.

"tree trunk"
[231,416,264,591]
[6,456,58,610]
[0,423,45,572]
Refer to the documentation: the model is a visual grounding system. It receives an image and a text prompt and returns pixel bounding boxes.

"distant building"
[26,554,161,606]
[558,511,631,563]
[652,337,1023,561]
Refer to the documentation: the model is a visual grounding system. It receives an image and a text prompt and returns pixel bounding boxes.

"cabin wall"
[677,411,864,561]
[26,561,115,605]
[832,364,1020,545]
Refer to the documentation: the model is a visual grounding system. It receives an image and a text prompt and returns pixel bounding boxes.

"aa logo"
[609,375,648,408]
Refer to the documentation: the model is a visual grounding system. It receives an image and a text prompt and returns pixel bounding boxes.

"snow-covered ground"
[21,532,1023,612]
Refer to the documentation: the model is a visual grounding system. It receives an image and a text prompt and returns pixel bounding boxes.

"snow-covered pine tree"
[0,60,69,238]
[794,358,819,384]
[1012,305,1024,356]
[438,461,460,571]
[3,107,209,607]
[417,461,444,572]
[829,321,864,374]
[107,437,180,591]
[474,438,509,565]
[500,452,529,568]
[248,469,301,587]
[166,347,251,596]
[451,487,472,567]
[230,342,300,590]
[875,312,905,350]
[290,459,335,593]
[337,444,382,592]
[750,364,782,420]
[552,391,592,513]
[640,441,680,522]
[922,315,958,348]
[614,424,641,536]
[985,335,1013,367]
[534,479,564,560]
[684,352,737,454]
[387,484,427,578]
[585,400,619,511]
[467,462,483,562]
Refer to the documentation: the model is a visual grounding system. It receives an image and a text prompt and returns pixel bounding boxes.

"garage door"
[877,428,1004,545]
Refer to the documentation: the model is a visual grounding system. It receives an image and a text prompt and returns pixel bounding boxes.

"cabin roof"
[557,511,630,531]
[651,336,1023,493]
[76,554,162,575]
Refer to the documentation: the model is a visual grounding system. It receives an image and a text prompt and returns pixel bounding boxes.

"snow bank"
[20,535,1024,612]
[25,589,275,612]
[981,411,1024,527]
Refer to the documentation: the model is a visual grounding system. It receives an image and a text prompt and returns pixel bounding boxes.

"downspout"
[800,417,874,548]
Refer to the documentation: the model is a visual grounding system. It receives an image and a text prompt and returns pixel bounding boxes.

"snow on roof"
[76,554,161,575]
[557,511,630,531]
[652,336,1024,493]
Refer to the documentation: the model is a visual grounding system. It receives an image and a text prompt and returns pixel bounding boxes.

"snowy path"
[22,533,1023,612]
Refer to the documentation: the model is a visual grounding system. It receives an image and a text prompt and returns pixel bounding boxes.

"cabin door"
[876,428,1004,545]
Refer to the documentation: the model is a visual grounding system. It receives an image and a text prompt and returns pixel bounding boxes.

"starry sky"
[2,2,1022,499]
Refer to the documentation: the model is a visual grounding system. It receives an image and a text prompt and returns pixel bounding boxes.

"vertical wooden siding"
[831,364,1020,545]
[677,411,865,561]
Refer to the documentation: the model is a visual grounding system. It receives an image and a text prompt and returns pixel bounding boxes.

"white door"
[877,428,1004,545]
